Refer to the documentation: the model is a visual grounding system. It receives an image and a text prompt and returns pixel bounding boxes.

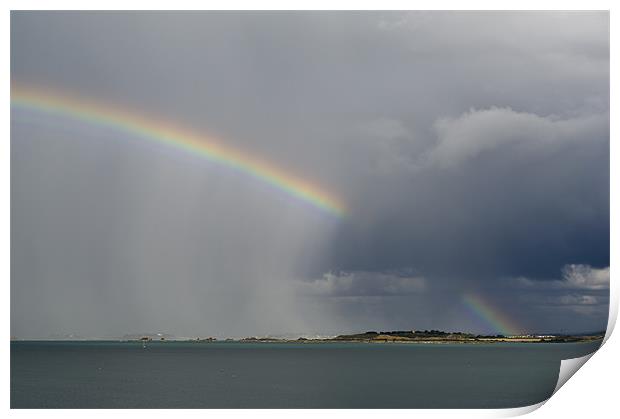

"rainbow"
[11,84,345,216]
[462,294,521,336]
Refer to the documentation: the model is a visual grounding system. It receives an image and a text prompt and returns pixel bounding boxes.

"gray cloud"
[505,265,610,330]
[428,107,608,168]
[514,264,610,291]
[299,270,426,297]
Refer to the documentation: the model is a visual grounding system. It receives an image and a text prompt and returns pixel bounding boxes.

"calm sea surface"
[11,340,601,408]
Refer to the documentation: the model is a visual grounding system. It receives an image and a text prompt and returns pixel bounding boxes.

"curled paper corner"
[603,270,618,345]
[535,277,616,411]
[493,401,547,417]
[550,281,615,399]
[553,353,595,395]
[505,353,598,417]
[515,281,615,416]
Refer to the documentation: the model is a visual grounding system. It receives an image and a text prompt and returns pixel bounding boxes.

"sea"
[11,340,601,409]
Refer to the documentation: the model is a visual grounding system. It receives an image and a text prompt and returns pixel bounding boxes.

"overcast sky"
[11,11,609,338]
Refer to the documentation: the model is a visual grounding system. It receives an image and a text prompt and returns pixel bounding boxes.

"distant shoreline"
[11,330,606,344]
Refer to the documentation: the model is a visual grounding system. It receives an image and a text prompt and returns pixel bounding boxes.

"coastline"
[10,333,605,345]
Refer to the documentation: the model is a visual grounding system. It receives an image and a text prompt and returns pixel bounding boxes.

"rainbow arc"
[11,84,345,217]
[462,294,522,336]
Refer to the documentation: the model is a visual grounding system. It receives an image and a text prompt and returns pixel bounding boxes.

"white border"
[3,1,616,418]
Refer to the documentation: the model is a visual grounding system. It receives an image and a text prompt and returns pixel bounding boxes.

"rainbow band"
[462,294,521,336]
[11,85,345,217]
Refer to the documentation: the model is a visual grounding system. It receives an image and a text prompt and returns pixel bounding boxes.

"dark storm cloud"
[506,265,610,332]
[324,106,609,279]
[11,11,609,337]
